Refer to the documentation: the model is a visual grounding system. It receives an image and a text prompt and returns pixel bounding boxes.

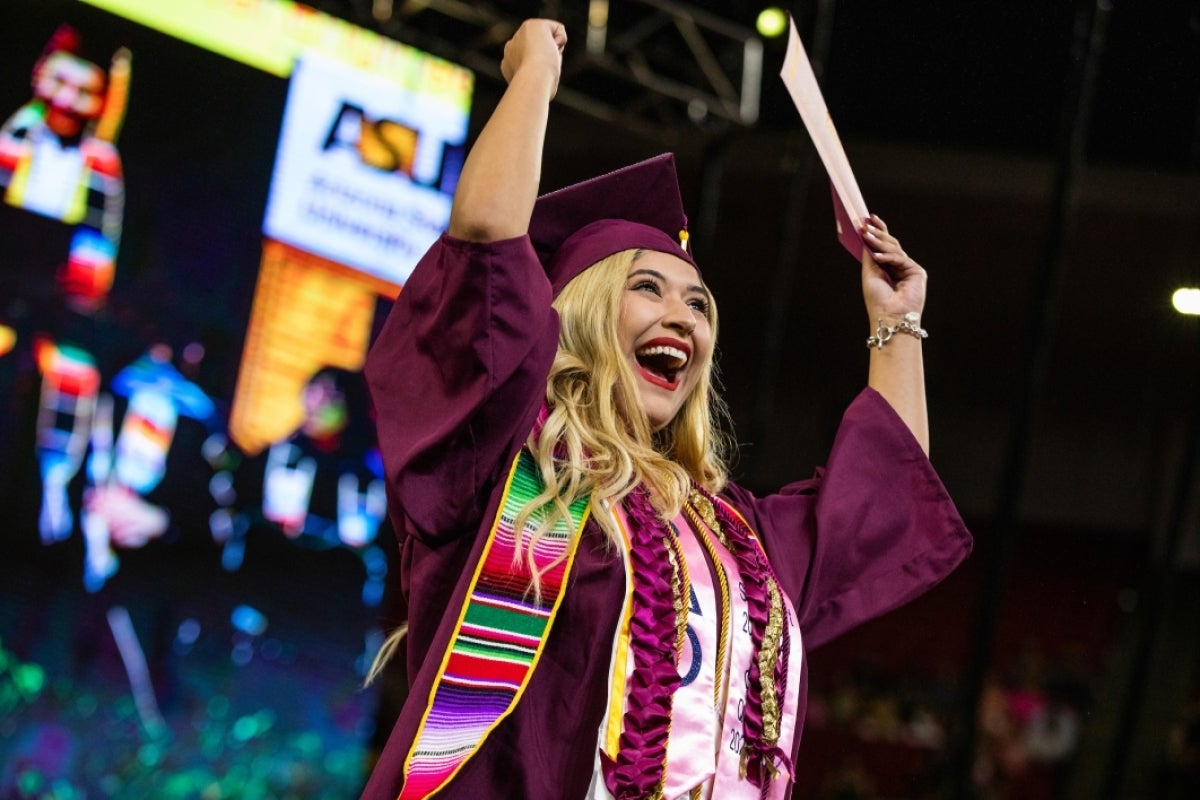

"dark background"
[2,3,389,798]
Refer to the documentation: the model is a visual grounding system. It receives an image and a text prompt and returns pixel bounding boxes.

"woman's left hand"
[861,214,927,323]
[860,213,930,453]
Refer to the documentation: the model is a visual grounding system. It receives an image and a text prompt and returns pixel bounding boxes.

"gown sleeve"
[363,232,558,544]
[721,387,972,651]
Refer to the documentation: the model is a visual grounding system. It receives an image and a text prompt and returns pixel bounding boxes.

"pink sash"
[661,517,721,796]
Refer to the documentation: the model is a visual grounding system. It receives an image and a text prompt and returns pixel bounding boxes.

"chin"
[632,368,690,434]
[645,404,681,434]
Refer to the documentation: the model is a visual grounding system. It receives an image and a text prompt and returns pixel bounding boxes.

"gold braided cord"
[758,577,785,746]
[682,497,732,712]
[664,527,690,656]
[688,490,728,548]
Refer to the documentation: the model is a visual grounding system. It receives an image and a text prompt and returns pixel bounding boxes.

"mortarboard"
[528,153,698,295]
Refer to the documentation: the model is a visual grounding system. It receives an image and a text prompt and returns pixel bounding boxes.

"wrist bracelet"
[866,311,927,349]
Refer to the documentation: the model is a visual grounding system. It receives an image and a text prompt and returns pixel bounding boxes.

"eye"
[688,296,710,315]
[630,279,661,296]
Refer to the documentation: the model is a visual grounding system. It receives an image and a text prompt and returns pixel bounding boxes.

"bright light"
[756,7,788,39]
[0,324,14,357]
[1172,287,1200,316]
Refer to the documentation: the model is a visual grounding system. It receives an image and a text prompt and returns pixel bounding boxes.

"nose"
[663,296,696,335]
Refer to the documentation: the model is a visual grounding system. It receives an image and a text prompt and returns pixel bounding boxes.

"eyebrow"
[628,268,709,299]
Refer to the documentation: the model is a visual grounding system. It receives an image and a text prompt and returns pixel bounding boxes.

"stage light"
[372,0,393,23]
[1172,287,1200,315]
[757,7,788,39]
[588,0,610,54]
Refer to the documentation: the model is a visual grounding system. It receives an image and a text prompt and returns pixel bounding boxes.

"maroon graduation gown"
[361,233,972,799]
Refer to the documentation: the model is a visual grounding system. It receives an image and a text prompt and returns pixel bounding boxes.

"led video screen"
[0,1,472,795]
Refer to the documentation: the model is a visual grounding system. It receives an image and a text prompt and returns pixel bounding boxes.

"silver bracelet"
[866,311,927,349]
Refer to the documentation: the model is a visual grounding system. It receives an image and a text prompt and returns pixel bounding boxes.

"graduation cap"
[529,153,698,294]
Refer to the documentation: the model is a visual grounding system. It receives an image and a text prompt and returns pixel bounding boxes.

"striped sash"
[398,447,591,799]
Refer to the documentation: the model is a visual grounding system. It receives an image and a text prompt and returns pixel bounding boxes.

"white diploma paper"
[779,16,869,261]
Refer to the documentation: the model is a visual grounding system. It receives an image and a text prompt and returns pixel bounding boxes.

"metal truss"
[368,0,762,139]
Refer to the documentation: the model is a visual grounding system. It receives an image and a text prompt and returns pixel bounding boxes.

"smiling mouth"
[635,343,690,389]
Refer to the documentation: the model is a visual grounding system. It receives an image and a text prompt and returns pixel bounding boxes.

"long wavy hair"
[513,248,733,592]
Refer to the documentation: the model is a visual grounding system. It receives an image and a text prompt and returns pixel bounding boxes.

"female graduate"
[361,18,971,800]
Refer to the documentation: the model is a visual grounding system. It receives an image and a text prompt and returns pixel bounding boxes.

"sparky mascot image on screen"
[0,24,127,313]
[0,25,140,578]
[0,25,130,554]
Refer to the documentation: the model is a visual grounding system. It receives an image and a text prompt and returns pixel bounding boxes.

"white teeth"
[636,345,689,367]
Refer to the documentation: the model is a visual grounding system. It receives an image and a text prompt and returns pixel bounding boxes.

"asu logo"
[322,102,418,178]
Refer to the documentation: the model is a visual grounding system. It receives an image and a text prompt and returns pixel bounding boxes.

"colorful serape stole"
[398,447,591,799]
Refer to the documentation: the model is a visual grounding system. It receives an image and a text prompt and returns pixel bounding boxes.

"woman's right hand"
[449,19,566,241]
[501,19,567,96]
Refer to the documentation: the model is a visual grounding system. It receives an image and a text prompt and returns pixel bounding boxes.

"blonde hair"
[514,248,732,592]
[366,248,733,684]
